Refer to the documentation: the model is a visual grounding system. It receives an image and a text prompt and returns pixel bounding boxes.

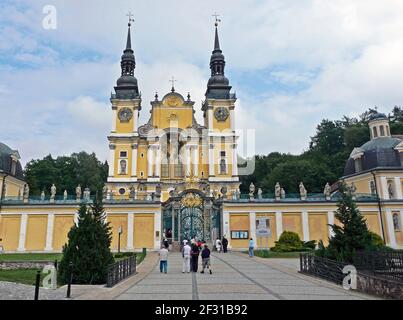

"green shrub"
[271,231,316,252]
[369,232,385,248]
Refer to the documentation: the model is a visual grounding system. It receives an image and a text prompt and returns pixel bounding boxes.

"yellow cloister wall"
[362,213,381,236]
[282,213,303,239]
[134,215,154,249]
[25,215,47,251]
[0,215,21,251]
[152,108,193,129]
[229,213,249,248]
[308,213,329,245]
[109,215,128,250]
[137,144,148,178]
[256,213,277,248]
[52,215,74,251]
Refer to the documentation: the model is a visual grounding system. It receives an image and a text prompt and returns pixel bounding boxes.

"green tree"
[58,198,114,284]
[323,183,379,263]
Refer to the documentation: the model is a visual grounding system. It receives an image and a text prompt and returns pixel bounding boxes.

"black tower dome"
[205,23,232,99]
[114,21,140,99]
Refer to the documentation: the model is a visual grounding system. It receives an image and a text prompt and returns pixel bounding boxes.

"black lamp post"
[118,226,123,254]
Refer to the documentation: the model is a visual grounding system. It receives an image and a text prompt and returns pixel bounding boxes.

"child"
[201,244,212,274]
[159,245,169,273]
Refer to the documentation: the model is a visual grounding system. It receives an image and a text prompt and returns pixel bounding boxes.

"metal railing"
[300,252,348,285]
[353,250,403,282]
[106,255,137,288]
[233,193,378,202]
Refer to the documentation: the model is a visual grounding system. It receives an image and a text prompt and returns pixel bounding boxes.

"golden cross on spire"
[127,11,134,26]
[212,12,221,26]
[170,76,177,92]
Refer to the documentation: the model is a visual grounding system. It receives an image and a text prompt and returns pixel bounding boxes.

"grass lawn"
[0,253,63,262]
[243,250,302,258]
[0,268,45,286]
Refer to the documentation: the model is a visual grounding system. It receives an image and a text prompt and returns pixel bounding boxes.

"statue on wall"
[324,183,331,200]
[50,184,56,202]
[129,186,136,201]
[299,182,307,200]
[350,182,357,199]
[249,183,255,200]
[275,182,281,200]
[102,185,108,200]
[155,184,162,200]
[83,188,90,201]
[76,185,82,201]
[388,182,394,199]
[221,186,228,199]
[63,190,68,201]
[281,188,286,199]
[257,188,263,200]
[41,190,45,201]
[23,184,29,202]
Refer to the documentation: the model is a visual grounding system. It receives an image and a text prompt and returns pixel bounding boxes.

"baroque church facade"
[0,21,403,253]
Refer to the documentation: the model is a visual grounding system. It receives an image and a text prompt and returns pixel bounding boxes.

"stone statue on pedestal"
[299,182,307,200]
[249,183,255,200]
[129,186,136,201]
[83,188,90,201]
[221,186,228,199]
[257,188,263,200]
[102,185,108,200]
[63,190,68,201]
[155,184,162,201]
[76,185,82,202]
[41,190,45,201]
[350,182,357,200]
[50,184,56,202]
[275,182,281,200]
[281,188,286,199]
[23,184,29,203]
[324,183,331,200]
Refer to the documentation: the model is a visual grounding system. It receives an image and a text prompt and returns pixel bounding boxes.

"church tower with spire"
[106,17,142,196]
[203,19,239,194]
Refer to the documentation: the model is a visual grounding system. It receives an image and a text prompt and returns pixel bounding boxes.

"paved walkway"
[116,252,375,300]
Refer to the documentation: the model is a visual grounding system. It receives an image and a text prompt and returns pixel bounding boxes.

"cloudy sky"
[1,0,403,166]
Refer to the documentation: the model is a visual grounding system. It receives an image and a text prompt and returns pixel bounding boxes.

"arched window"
[119,160,127,175]
[373,126,378,138]
[220,159,227,174]
[380,125,385,136]
[393,213,401,231]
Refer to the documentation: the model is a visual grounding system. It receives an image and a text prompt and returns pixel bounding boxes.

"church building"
[0,20,402,253]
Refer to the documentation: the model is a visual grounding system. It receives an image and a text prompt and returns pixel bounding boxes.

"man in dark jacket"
[191,243,200,272]
[200,244,212,274]
[222,236,228,253]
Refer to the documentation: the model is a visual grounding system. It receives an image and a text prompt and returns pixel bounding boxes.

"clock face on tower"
[214,107,229,122]
[118,107,133,122]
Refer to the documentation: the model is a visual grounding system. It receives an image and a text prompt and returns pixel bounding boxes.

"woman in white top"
[215,238,222,253]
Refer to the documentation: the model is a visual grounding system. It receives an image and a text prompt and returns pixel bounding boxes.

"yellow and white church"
[0,21,403,253]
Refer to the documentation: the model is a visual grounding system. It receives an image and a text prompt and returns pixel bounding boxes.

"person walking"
[163,238,169,249]
[182,240,191,273]
[215,237,222,253]
[248,238,255,257]
[191,243,200,272]
[159,245,169,274]
[222,235,228,253]
[200,244,212,274]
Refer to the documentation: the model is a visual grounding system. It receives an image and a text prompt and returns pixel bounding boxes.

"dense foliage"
[58,198,114,284]
[316,183,385,263]
[240,106,403,194]
[271,231,316,252]
[24,152,108,196]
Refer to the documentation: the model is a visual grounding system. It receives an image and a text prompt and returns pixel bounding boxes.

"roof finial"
[127,11,134,27]
[212,12,221,27]
[170,76,177,92]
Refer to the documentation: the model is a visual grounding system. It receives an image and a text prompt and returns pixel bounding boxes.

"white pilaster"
[275,210,283,240]
[208,109,213,129]
[302,210,310,242]
[394,177,402,199]
[45,213,54,251]
[249,212,256,246]
[223,211,230,248]
[185,146,191,177]
[155,146,161,177]
[400,210,403,234]
[17,214,28,252]
[147,146,154,177]
[108,145,115,176]
[192,146,198,176]
[327,211,335,238]
[154,210,161,250]
[209,144,215,176]
[232,144,238,176]
[131,145,138,177]
[386,209,397,248]
[111,108,117,132]
[74,212,79,226]
[380,176,389,200]
[230,109,235,130]
[127,213,134,250]
[133,109,139,132]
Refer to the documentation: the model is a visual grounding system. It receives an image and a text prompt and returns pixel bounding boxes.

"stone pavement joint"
[192,272,199,300]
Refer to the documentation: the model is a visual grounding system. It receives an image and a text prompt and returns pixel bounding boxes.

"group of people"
[158,235,230,275]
